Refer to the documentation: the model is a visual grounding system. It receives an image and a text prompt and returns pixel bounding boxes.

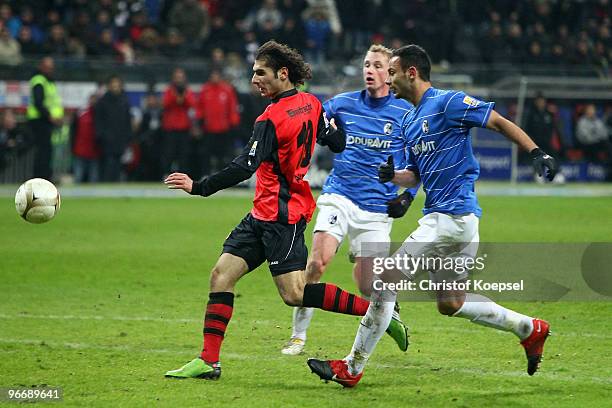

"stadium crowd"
[0,0,609,72]
[0,0,611,182]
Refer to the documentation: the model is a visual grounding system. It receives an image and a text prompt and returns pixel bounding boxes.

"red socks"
[302,283,369,315]
[200,292,234,364]
[201,284,369,363]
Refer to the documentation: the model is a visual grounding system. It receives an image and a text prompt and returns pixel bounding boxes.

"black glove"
[530,148,558,181]
[378,155,395,183]
[317,126,345,153]
[387,190,414,218]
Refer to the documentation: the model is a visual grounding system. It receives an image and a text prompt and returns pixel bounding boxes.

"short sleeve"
[445,91,495,129]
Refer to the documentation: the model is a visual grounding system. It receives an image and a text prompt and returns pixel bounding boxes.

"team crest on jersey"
[421,119,429,134]
[328,214,337,225]
[384,122,393,135]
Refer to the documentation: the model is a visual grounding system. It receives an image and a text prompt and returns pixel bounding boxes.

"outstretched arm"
[165,119,276,195]
[486,110,558,180]
[486,110,537,152]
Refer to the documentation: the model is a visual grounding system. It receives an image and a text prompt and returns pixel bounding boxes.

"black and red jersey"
[191,88,345,224]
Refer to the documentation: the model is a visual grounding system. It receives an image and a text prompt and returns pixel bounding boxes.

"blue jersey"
[401,87,495,217]
[322,90,415,213]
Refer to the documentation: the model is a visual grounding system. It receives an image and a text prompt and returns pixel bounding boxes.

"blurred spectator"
[160,28,186,58]
[223,52,247,86]
[523,93,558,164]
[593,41,609,75]
[302,5,332,65]
[0,109,29,170]
[204,15,239,53]
[196,69,240,175]
[506,22,526,63]
[137,92,163,181]
[278,17,305,51]
[169,0,210,49]
[237,86,268,144]
[306,0,341,34]
[575,104,611,166]
[336,0,374,57]
[134,27,160,62]
[0,23,22,65]
[115,37,135,64]
[241,31,259,64]
[128,11,148,43]
[526,41,549,65]
[69,11,96,47]
[94,75,132,182]
[93,10,115,37]
[0,3,20,38]
[43,24,69,56]
[0,0,608,72]
[161,67,196,176]
[27,56,64,181]
[68,36,87,59]
[71,94,101,183]
[210,46,225,70]
[528,22,551,49]
[570,39,593,65]
[550,42,567,65]
[96,0,116,15]
[243,0,284,36]
[144,0,162,25]
[44,9,62,31]
[18,26,42,56]
[93,28,118,58]
[480,24,507,64]
[19,7,44,44]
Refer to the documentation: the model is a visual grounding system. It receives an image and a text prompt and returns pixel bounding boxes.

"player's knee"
[437,300,462,316]
[305,259,326,283]
[209,265,222,283]
[209,264,232,290]
[280,289,302,307]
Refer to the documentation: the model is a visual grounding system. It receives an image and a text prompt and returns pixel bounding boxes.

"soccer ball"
[15,178,61,224]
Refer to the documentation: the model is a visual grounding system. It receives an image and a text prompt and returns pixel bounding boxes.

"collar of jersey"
[417,87,435,107]
[271,88,298,103]
[362,90,393,109]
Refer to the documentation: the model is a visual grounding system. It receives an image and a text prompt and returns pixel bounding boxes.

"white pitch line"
[0,338,610,385]
[0,313,610,339]
[0,314,197,323]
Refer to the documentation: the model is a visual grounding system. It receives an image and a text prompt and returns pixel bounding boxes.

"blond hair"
[367,44,393,59]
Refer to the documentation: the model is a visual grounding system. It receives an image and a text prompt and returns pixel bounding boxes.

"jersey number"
[297,120,314,168]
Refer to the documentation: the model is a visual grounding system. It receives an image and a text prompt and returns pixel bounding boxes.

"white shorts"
[313,193,392,259]
[394,212,479,282]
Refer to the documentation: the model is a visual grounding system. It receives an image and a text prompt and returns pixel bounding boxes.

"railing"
[0,57,606,88]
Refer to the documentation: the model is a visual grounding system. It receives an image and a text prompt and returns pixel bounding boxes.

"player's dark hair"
[392,45,431,81]
[255,40,312,86]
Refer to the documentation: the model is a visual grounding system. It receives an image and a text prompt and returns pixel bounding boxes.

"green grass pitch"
[1,193,611,407]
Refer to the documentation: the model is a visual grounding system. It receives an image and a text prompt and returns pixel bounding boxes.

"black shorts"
[222,213,308,276]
